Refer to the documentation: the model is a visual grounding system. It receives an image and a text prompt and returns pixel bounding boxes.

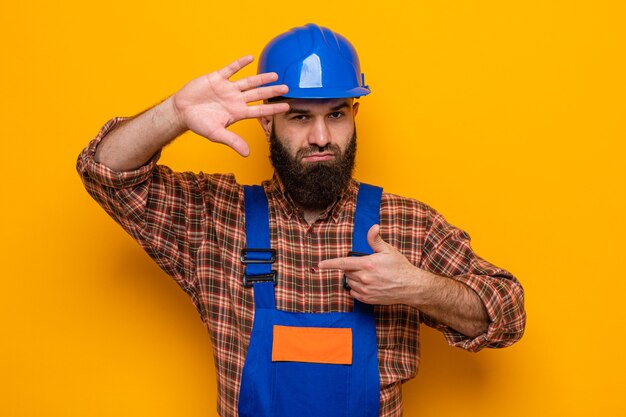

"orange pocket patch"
[272,325,353,365]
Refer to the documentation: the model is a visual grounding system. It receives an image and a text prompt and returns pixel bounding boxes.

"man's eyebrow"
[285,107,311,115]
[330,101,350,111]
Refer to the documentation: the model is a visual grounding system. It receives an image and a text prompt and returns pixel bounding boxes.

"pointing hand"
[318,225,420,305]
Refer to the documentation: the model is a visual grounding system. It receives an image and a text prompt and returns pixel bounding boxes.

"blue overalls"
[238,184,382,417]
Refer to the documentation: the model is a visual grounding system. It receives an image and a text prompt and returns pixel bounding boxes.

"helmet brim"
[278,86,371,99]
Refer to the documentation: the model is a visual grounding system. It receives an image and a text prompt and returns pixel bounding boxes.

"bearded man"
[77,23,525,417]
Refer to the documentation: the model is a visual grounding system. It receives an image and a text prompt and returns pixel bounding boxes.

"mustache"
[296,144,341,159]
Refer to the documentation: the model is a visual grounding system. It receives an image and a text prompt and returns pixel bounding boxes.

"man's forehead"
[282,98,354,112]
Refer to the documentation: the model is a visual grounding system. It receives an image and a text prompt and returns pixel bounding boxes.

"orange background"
[1,1,625,416]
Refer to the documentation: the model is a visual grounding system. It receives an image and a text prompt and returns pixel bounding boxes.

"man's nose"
[308,118,331,148]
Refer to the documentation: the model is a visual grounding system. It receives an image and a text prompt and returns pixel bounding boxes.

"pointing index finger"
[318,257,364,271]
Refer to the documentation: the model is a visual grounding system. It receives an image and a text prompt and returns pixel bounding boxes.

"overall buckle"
[243,270,278,288]
[240,248,276,264]
[241,248,278,287]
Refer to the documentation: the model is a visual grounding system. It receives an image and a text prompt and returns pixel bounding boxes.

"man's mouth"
[301,153,335,162]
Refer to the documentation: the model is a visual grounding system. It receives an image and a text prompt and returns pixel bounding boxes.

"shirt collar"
[263,173,359,224]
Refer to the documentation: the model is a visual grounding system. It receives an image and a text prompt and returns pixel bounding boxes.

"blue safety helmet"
[258,23,370,99]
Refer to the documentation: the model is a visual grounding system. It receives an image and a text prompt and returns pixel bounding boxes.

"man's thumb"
[367,224,387,253]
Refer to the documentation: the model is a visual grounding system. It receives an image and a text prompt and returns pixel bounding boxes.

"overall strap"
[243,183,383,311]
[352,183,383,254]
[243,185,276,309]
[352,183,383,314]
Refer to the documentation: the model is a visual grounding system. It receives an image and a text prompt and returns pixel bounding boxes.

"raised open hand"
[172,55,289,156]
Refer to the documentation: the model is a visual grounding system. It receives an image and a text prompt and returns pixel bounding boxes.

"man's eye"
[292,115,308,121]
[329,112,344,119]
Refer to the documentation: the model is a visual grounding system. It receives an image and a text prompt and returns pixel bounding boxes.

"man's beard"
[269,128,357,211]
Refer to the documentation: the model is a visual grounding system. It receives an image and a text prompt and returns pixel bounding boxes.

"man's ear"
[257,115,273,140]
[353,101,360,117]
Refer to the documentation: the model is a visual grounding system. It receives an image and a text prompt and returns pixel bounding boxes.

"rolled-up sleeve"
[76,117,214,298]
[76,117,160,188]
[419,211,526,352]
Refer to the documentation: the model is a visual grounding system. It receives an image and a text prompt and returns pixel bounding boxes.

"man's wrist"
[400,267,433,308]
[158,95,187,138]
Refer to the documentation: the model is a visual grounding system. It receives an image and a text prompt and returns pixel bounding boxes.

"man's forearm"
[408,270,490,338]
[95,96,186,171]
[318,225,492,339]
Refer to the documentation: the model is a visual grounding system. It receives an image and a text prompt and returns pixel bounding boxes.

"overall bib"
[238,184,382,417]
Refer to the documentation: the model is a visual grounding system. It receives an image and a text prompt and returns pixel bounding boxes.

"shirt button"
[310,266,318,273]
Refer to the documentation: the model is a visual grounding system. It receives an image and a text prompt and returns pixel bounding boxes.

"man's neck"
[270,174,351,225]
[302,209,321,225]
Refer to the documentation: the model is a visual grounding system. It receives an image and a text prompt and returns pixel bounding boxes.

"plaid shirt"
[77,118,525,417]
